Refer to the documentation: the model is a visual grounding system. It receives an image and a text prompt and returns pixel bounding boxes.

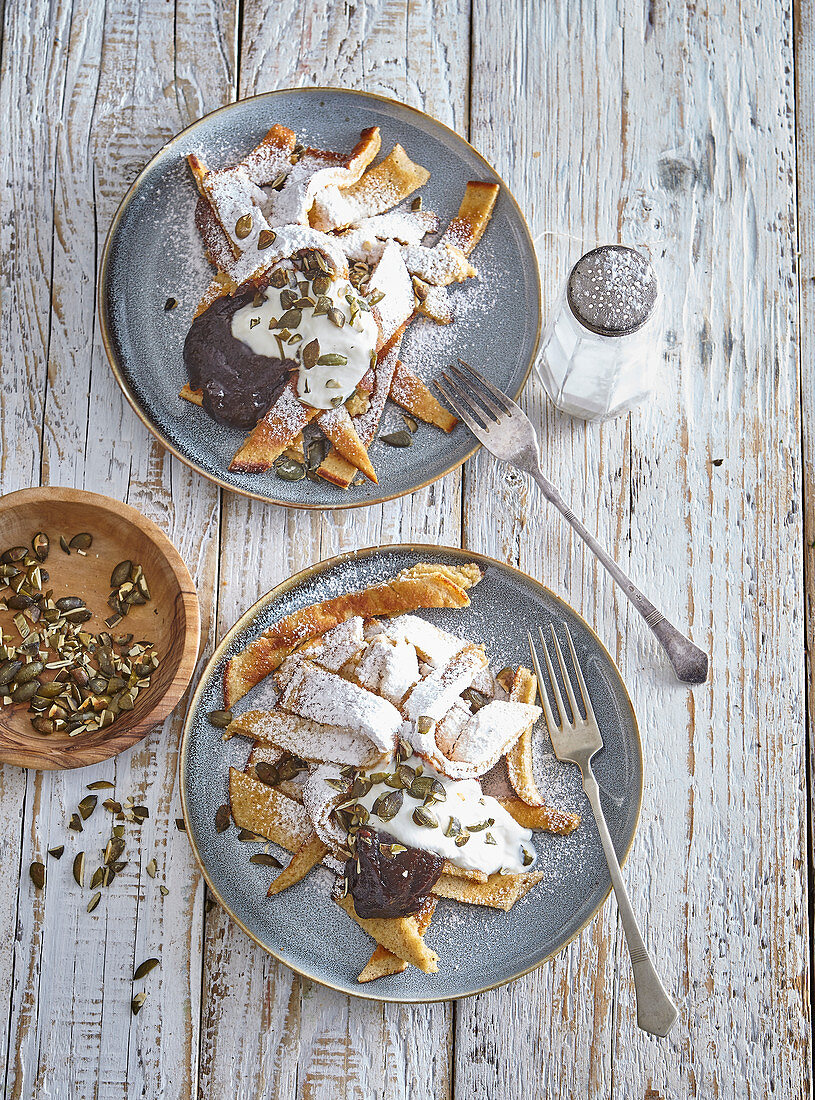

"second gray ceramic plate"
[180,546,642,1002]
[99,88,542,508]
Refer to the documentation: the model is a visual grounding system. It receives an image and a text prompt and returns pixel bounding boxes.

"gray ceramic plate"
[180,546,642,1002]
[99,88,541,509]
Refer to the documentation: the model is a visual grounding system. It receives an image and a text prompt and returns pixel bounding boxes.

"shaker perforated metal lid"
[566,245,658,337]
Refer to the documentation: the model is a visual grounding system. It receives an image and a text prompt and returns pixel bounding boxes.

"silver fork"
[528,624,679,1037]
[436,360,708,685]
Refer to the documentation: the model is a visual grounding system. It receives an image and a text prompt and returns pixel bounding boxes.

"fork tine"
[435,375,488,434]
[527,631,559,733]
[448,362,508,420]
[539,626,569,727]
[549,625,581,723]
[437,372,496,428]
[565,626,595,722]
[456,359,515,411]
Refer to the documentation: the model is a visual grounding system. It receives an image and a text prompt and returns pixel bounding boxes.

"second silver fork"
[436,360,708,685]
[528,624,678,1038]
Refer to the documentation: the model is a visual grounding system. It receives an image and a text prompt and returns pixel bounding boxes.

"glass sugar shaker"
[535,245,662,421]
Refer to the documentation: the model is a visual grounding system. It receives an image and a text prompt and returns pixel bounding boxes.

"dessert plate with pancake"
[99,88,541,508]
[180,546,642,1002]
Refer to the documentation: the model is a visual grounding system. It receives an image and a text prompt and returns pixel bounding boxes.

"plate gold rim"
[179,543,643,1004]
[97,86,543,511]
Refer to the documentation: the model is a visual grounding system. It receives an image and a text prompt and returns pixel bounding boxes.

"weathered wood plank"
[795,0,815,1094]
[457,1,808,1098]
[197,2,468,1098]
[1,1,235,1098]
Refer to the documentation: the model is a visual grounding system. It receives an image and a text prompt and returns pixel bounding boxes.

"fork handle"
[582,769,679,1037]
[531,473,708,684]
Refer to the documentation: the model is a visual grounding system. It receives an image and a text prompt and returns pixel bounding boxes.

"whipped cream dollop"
[230,273,379,410]
[354,755,536,876]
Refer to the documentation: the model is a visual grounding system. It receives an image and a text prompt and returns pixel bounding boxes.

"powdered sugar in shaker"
[535,245,662,421]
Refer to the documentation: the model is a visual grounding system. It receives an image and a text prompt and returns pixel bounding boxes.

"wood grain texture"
[0,487,200,770]
[457,1,809,1097]
[0,0,810,1096]
[197,3,467,1098]
[1,0,233,1097]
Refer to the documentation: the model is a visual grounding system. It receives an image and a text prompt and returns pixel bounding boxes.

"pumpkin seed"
[257,228,276,249]
[146,858,157,878]
[253,760,278,787]
[466,818,495,833]
[31,533,49,562]
[269,268,288,289]
[68,533,92,551]
[207,709,233,729]
[328,307,345,328]
[349,776,372,798]
[396,764,417,786]
[133,957,160,981]
[0,659,22,686]
[278,308,302,330]
[73,851,85,886]
[380,430,412,448]
[38,682,67,699]
[30,861,45,888]
[280,288,298,309]
[302,338,320,370]
[1,546,27,563]
[444,816,462,838]
[522,848,535,867]
[369,289,386,306]
[484,832,497,845]
[16,660,44,684]
[78,795,98,820]
[55,596,84,612]
[249,853,283,868]
[105,837,126,865]
[11,680,39,702]
[103,799,122,813]
[383,772,406,789]
[164,296,178,311]
[214,804,231,833]
[176,818,186,831]
[160,885,169,896]
[87,780,115,790]
[275,458,306,481]
[412,805,438,828]
[316,353,348,367]
[48,845,64,859]
[312,275,330,296]
[132,806,149,822]
[110,560,131,587]
[87,891,101,912]
[323,777,346,791]
[402,415,418,433]
[372,789,403,822]
[312,295,331,317]
[277,755,307,781]
[454,833,470,846]
[235,213,253,239]
[59,535,71,554]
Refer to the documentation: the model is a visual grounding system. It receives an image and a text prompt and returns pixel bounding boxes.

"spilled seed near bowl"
[0,533,161,738]
[29,778,171,1017]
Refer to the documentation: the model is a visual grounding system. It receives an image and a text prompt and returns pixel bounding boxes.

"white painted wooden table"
[0,1,811,1096]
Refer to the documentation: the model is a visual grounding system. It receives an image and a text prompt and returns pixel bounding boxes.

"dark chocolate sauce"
[183,290,294,430]
[346,827,444,919]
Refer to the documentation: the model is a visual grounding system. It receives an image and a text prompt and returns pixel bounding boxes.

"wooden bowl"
[0,487,200,769]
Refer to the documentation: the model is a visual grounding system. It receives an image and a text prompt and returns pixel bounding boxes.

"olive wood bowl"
[0,487,200,769]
